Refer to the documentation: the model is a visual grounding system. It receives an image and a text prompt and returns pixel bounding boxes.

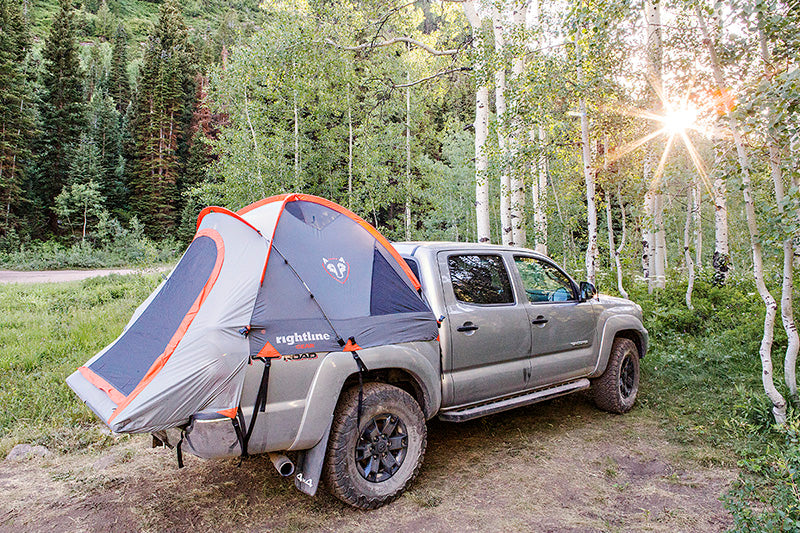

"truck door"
[512,255,596,386]
[439,252,532,406]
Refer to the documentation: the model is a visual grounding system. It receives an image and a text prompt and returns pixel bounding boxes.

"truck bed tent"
[67,194,438,434]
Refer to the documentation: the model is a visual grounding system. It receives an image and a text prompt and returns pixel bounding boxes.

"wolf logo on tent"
[67,194,438,436]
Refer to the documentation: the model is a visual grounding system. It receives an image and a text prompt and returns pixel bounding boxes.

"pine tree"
[0,0,33,238]
[109,23,130,113]
[129,0,196,236]
[36,0,86,234]
[88,93,125,213]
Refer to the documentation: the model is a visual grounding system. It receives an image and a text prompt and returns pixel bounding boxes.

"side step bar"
[438,378,591,422]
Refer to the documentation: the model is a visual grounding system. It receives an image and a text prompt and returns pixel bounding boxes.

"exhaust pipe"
[268,453,295,477]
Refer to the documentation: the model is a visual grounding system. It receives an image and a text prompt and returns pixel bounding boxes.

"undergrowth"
[628,272,798,532]
[0,217,180,270]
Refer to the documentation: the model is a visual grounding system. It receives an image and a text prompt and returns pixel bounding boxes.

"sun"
[661,107,698,135]
[605,95,712,194]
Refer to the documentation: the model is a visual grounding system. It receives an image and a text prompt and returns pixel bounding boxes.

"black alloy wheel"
[355,414,408,483]
[619,352,636,399]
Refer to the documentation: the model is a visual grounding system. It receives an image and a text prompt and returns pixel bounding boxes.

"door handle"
[531,316,549,325]
[457,323,479,332]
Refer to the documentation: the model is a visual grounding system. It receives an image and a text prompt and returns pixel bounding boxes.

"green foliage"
[109,22,131,111]
[35,0,88,234]
[129,0,196,237]
[0,0,35,237]
[724,408,800,532]
[55,179,106,240]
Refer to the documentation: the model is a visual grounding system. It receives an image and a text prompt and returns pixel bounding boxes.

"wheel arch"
[589,316,648,378]
[288,342,440,451]
[341,367,432,418]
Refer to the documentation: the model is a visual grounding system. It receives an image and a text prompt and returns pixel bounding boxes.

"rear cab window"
[447,254,514,305]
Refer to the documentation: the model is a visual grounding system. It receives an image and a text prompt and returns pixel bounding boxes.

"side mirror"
[579,281,597,301]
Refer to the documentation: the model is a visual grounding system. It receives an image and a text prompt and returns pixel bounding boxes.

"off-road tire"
[323,382,426,510]
[592,337,640,414]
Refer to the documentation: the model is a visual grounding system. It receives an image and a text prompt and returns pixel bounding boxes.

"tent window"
[87,235,221,396]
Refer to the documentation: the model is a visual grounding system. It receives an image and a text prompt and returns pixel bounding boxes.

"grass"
[0,273,162,456]
[0,271,796,530]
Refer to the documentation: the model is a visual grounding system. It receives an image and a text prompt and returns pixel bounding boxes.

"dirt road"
[0,394,735,533]
[0,267,170,284]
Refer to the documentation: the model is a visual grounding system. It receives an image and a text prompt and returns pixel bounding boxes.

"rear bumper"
[157,412,243,459]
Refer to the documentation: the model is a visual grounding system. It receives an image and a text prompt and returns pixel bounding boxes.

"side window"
[448,255,514,305]
[403,257,421,281]
[514,256,575,303]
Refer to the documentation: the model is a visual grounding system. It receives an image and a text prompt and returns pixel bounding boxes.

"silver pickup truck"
[162,242,647,510]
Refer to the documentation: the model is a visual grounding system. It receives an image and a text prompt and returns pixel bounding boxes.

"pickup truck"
[158,241,648,510]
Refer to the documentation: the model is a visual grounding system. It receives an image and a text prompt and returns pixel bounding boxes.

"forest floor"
[0,391,736,533]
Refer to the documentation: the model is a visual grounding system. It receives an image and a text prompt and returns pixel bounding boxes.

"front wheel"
[323,382,427,510]
[592,337,640,414]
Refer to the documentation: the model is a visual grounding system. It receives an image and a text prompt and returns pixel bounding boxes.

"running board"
[438,379,591,422]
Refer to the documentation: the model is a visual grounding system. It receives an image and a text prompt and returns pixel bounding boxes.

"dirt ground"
[0,393,736,533]
[0,268,170,284]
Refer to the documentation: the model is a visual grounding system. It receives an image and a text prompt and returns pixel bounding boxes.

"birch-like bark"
[645,0,665,289]
[642,188,654,291]
[684,186,695,309]
[699,8,786,423]
[759,26,798,399]
[509,1,527,247]
[654,192,666,287]
[464,1,491,243]
[533,124,548,254]
[605,192,628,298]
[694,176,702,267]
[578,85,597,284]
[616,191,628,298]
[493,7,512,245]
[712,143,730,284]
[405,69,412,240]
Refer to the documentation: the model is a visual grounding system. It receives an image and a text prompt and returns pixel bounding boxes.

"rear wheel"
[323,382,426,509]
[592,337,640,414]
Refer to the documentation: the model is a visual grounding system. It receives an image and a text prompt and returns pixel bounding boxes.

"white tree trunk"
[694,176,702,267]
[699,9,786,424]
[509,1,527,247]
[493,7,512,245]
[712,145,730,284]
[579,90,597,284]
[684,186,695,309]
[759,26,798,399]
[533,124,548,255]
[645,0,665,290]
[616,191,628,298]
[464,1,491,243]
[654,192,666,288]
[642,187,654,291]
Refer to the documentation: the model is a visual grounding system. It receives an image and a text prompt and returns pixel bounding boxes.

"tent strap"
[232,358,272,459]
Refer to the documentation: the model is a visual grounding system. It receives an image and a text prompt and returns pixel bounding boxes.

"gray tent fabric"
[67,194,438,435]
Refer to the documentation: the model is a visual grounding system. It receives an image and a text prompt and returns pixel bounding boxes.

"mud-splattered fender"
[287,340,441,451]
[588,314,648,379]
